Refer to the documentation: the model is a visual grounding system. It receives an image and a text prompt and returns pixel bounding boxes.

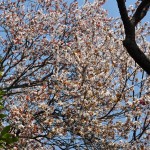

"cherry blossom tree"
[0,0,149,149]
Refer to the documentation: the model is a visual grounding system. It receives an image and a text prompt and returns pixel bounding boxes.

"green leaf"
[0,106,4,110]
[2,134,18,144]
[0,72,3,78]
[10,137,18,143]
[0,140,4,144]
[0,114,6,119]
[1,126,10,136]
[1,133,11,139]
[0,91,5,99]
[0,91,5,96]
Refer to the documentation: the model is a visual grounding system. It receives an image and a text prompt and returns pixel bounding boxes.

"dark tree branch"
[123,40,150,74]
[116,0,134,37]
[130,114,149,143]
[116,0,150,75]
[3,71,53,92]
[132,0,150,26]
[137,114,149,139]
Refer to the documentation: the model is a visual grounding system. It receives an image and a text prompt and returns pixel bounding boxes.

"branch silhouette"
[116,0,150,74]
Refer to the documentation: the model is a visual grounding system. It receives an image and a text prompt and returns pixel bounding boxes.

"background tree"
[0,0,149,149]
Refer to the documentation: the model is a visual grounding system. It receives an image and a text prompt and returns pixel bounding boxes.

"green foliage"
[0,94,18,149]
[0,60,18,149]
[0,91,5,100]
[0,126,18,145]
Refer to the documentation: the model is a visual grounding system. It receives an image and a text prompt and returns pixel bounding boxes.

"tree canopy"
[0,0,149,149]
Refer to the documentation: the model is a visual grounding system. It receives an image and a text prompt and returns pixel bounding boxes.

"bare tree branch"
[132,0,150,26]
[116,0,150,74]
